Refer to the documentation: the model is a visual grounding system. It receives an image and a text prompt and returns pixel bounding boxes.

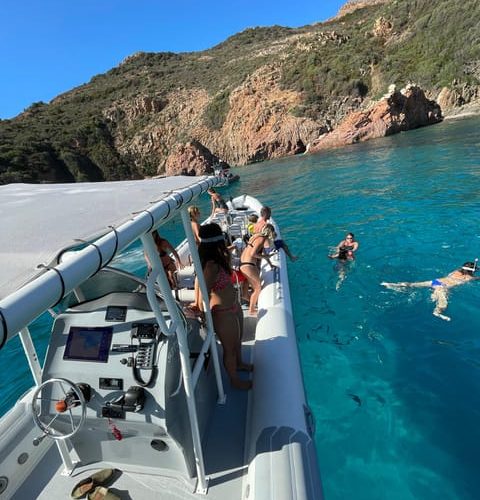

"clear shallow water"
[2,116,480,499]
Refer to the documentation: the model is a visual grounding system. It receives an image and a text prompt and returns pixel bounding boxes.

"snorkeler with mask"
[381,260,480,321]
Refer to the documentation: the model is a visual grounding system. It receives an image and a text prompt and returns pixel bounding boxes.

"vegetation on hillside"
[0,0,478,184]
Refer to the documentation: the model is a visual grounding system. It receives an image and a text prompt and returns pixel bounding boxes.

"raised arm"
[210,197,215,217]
[191,222,201,245]
[165,240,184,269]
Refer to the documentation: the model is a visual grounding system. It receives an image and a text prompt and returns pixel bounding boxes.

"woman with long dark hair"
[198,223,252,390]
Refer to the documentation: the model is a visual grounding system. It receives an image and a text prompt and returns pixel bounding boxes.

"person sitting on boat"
[199,223,253,389]
[188,205,201,246]
[328,233,359,260]
[381,260,479,321]
[145,230,184,288]
[247,214,258,236]
[207,188,228,217]
[240,224,276,315]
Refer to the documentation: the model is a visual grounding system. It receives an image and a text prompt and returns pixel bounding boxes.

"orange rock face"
[309,86,442,153]
[164,140,223,176]
[200,64,324,165]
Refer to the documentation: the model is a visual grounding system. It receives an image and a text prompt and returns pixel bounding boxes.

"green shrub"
[203,90,231,130]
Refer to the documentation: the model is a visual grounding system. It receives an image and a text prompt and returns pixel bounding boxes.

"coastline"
[443,103,480,120]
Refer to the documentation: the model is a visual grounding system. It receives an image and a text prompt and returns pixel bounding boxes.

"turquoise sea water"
[1,116,480,499]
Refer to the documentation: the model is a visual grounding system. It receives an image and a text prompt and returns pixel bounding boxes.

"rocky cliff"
[309,85,442,152]
[1,0,479,183]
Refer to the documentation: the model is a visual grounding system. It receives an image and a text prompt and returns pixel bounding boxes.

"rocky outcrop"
[335,0,390,19]
[104,88,211,176]
[437,82,480,116]
[371,16,394,40]
[309,85,442,153]
[201,65,327,165]
[164,140,223,176]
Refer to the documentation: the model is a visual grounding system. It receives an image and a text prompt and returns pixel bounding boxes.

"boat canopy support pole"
[142,232,209,495]
[57,439,78,476]
[19,327,42,385]
[180,208,226,404]
[145,271,174,336]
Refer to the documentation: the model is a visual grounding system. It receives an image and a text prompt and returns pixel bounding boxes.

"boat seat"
[228,223,243,239]
[175,266,195,289]
[232,215,248,228]
[173,288,196,303]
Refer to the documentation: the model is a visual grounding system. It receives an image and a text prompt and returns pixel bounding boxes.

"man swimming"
[381,260,479,321]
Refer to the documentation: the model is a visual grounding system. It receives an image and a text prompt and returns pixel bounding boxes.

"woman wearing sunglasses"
[328,232,359,261]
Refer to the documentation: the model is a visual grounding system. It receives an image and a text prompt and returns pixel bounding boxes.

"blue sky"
[0,0,345,119]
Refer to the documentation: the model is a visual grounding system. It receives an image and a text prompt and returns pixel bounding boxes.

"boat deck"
[12,312,257,500]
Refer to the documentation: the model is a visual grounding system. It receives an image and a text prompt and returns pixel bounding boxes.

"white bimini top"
[0,176,214,300]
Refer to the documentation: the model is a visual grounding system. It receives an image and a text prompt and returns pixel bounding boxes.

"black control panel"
[131,323,157,339]
[105,306,128,322]
[102,406,125,419]
[99,377,124,390]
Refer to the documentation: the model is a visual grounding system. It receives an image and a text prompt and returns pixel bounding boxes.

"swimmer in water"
[381,260,479,321]
[328,232,359,290]
[328,233,359,261]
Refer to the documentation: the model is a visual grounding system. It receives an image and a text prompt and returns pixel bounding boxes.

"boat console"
[36,288,217,477]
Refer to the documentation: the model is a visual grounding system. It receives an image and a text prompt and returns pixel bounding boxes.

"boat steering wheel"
[31,378,87,440]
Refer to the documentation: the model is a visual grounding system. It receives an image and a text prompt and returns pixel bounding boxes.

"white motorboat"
[212,165,239,185]
[0,176,322,499]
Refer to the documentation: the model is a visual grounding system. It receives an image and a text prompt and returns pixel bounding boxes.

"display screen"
[63,326,113,362]
[105,306,127,322]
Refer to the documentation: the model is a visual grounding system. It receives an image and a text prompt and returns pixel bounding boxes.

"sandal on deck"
[87,486,120,500]
[71,469,114,499]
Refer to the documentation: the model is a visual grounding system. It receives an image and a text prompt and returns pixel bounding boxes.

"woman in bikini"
[199,223,252,390]
[207,188,228,217]
[145,230,183,289]
[382,261,479,321]
[240,224,276,315]
[188,206,201,246]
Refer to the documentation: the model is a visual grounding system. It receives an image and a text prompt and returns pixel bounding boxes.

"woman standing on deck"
[240,224,276,315]
[146,230,183,288]
[199,223,252,390]
[188,206,201,246]
[207,188,228,217]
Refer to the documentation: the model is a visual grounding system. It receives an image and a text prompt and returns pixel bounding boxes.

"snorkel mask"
[461,258,478,273]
